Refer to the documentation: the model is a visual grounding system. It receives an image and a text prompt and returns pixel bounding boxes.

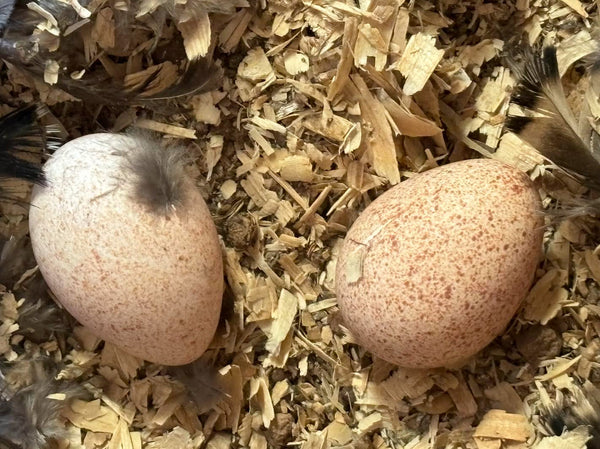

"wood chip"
[559,0,588,17]
[133,118,197,139]
[63,399,120,433]
[393,33,444,96]
[177,12,211,60]
[448,374,478,417]
[265,289,298,354]
[349,74,400,184]
[474,410,532,442]
[523,269,569,324]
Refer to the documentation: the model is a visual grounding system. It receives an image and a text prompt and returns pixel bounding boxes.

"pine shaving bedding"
[0,1,599,448]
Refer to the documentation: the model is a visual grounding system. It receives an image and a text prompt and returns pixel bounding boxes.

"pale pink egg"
[29,133,223,365]
[335,159,543,368]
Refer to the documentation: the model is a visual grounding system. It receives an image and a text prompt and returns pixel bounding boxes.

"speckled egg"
[335,159,543,368]
[29,133,223,366]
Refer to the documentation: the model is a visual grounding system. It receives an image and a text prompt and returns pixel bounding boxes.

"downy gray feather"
[119,132,189,216]
[0,358,86,449]
[169,354,228,414]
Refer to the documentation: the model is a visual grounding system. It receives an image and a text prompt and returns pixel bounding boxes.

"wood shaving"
[2,1,600,448]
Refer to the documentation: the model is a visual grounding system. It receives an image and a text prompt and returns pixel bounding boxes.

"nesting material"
[1,0,600,448]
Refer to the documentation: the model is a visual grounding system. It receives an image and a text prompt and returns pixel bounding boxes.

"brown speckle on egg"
[335,159,544,369]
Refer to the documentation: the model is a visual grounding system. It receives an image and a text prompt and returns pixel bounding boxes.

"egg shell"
[335,159,543,369]
[29,133,223,366]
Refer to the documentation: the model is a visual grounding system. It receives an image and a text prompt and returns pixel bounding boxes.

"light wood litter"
[1,0,600,448]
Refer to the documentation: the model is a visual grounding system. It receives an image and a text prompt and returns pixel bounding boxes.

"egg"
[29,133,223,366]
[335,159,543,369]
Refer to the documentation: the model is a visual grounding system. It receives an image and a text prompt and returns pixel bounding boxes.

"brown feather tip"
[506,44,600,190]
[542,381,600,449]
[118,132,191,217]
[0,358,86,449]
[169,355,229,414]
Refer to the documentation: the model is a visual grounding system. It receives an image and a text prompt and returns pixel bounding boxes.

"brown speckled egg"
[29,133,223,366]
[335,159,543,369]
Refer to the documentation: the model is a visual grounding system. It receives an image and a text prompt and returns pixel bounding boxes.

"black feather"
[0,235,67,334]
[506,45,600,190]
[143,58,222,101]
[546,407,569,437]
[0,436,20,449]
[0,358,56,394]
[0,105,48,185]
[509,47,563,110]
[504,115,530,135]
[119,132,189,216]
